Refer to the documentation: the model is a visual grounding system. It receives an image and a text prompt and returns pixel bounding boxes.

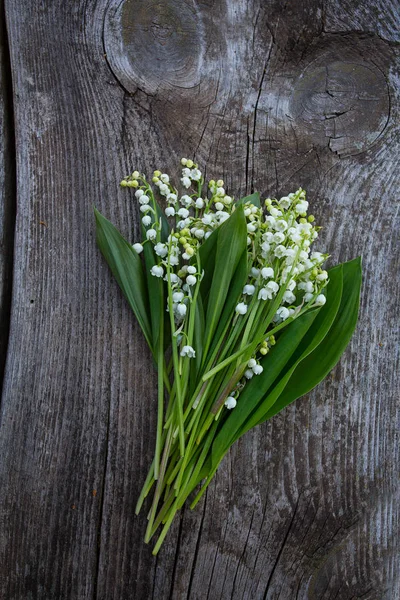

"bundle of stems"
[94,159,361,554]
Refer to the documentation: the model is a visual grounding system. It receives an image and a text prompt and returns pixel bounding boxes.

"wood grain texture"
[0,0,15,386]
[0,1,399,599]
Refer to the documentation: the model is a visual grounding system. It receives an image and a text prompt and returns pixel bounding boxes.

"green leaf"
[142,240,164,351]
[211,308,319,465]
[198,225,220,313]
[155,201,170,243]
[236,192,261,207]
[205,248,249,369]
[261,256,361,421]
[94,207,153,351]
[239,263,345,434]
[189,295,205,397]
[210,260,351,465]
[202,205,248,357]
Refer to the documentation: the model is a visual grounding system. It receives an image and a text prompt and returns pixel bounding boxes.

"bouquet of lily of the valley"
[94,159,361,554]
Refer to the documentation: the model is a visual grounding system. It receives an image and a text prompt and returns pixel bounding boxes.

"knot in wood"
[104,0,204,95]
[289,60,389,157]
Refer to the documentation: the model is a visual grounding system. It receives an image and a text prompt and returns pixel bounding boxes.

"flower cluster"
[121,160,329,409]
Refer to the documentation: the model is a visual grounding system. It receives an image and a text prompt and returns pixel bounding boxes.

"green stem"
[135,460,155,515]
[145,427,173,543]
[167,242,185,457]
[152,454,198,554]
[178,420,218,506]
[173,403,203,493]
[154,315,164,480]
[202,341,254,380]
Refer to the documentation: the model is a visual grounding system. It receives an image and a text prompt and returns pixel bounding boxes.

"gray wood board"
[0,0,14,388]
[0,0,399,598]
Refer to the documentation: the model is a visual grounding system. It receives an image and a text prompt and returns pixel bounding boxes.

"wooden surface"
[0,1,399,598]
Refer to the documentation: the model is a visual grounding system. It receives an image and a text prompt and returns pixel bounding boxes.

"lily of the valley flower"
[150,265,164,278]
[180,345,196,358]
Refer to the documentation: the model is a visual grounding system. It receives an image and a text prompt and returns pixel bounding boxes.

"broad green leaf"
[238,263,345,434]
[202,205,247,357]
[155,201,170,243]
[204,248,249,371]
[211,309,319,464]
[270,263,344,376]
[189,295,205,397]
[261,256,361,421]
[142,240,164,352]
[198,224,220,312]
[236,192,261,207]
[210,262,344,462]
[94,208,153,351]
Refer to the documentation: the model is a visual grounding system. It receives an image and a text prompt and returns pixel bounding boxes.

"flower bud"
[235,302,248,315]
[176,303,187,316]
[195,198,204,209]
[225,396,237,410]
[150,265,164,278]
[180,345,196,358]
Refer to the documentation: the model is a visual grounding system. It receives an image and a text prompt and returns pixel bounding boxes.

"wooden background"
[0,0,399,598]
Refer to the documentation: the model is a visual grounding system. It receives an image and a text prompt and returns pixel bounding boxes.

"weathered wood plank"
[0,1,399,599]
[0,0,15,387]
